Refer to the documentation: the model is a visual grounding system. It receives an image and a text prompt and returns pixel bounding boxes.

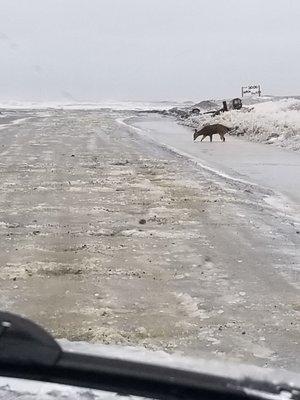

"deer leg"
[201,135,205,141]
[210,135,212,142]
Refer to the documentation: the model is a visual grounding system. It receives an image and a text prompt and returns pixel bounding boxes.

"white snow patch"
[0,117,31,130]
[0,100,184,111]
[184,98,300,152]
[174,292,210,319]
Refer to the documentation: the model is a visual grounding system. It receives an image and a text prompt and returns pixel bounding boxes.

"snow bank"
[183,98,300,152]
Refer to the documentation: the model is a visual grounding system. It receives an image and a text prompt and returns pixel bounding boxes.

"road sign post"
[241,85,261,97]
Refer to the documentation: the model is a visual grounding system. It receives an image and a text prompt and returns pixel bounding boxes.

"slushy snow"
[184,98,300,152]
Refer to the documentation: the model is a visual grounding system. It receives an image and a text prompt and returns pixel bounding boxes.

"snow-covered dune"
[183,98,300,152]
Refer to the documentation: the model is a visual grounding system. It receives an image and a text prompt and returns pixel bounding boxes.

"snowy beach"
[0,108,299,372]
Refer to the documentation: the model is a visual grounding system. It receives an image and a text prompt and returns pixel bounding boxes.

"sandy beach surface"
[0,109,299,372]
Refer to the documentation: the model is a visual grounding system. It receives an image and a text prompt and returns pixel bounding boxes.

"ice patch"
[120,228,204,239]
[174,292,210,319]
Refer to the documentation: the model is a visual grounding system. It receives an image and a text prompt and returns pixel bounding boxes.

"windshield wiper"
[0,312,299,400]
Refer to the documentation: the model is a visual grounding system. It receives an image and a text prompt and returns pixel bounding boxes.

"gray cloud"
[0,31,19,50]
[0,0,299,102]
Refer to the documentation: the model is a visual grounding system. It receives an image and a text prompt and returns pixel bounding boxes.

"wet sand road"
[0,110,299,371]
[132,115,300,218]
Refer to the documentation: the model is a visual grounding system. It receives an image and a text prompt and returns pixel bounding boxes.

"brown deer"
[194,124,231,142]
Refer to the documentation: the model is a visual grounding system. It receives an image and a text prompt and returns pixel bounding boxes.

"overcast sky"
[0,0,299,103]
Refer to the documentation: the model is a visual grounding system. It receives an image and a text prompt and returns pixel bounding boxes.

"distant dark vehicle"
[194,124,231,142]
[231,98,243,110]
[203,98,243,117]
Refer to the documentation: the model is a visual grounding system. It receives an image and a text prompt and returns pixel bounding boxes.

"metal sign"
[241,85,261,97]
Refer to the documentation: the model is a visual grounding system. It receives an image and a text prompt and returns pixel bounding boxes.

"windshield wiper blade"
[0,312,299,400]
